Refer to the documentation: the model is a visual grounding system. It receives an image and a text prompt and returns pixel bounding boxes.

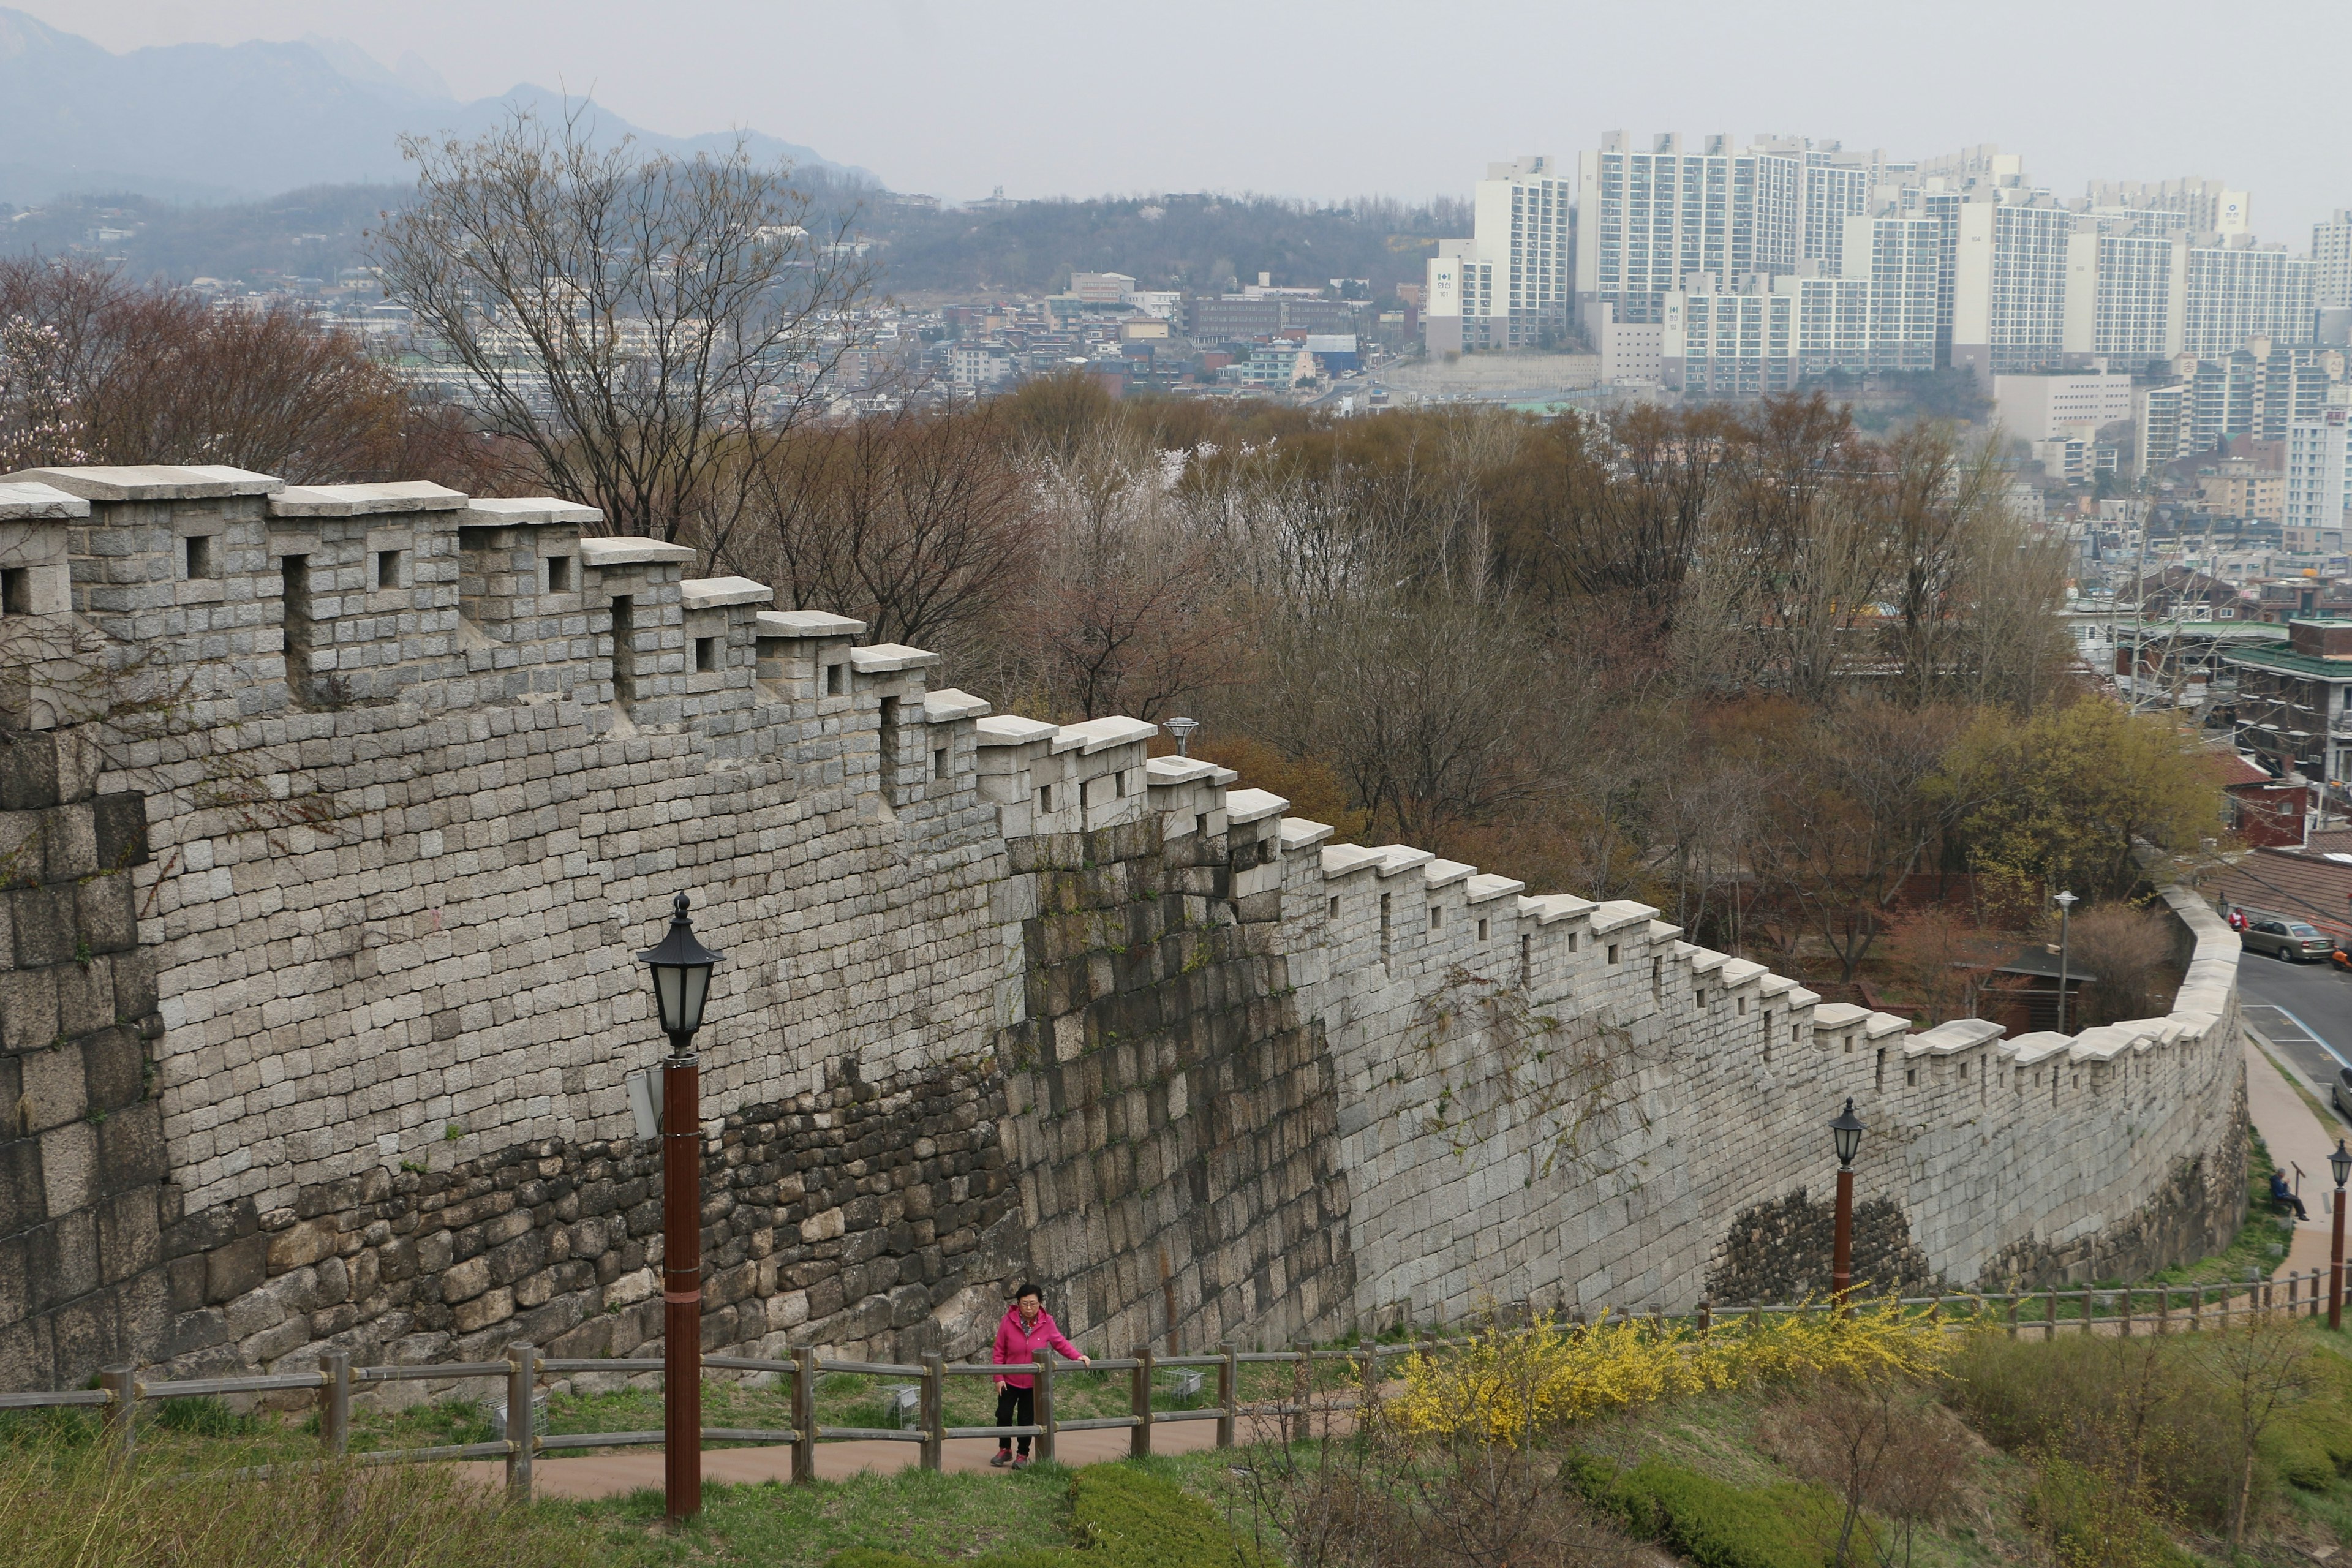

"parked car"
[2335,1065,2352,1120]
[2242,916,2337,962]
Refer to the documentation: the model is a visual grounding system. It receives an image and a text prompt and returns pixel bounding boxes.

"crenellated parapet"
[0,461,2245,1392]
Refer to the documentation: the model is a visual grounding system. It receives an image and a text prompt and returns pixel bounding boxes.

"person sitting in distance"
[992,1283,1087,1468]
[2272,1167,2310,1221]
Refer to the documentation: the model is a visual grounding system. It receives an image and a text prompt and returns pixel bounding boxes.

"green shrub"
[1946,1331,2245,1526]
[824,1465,1265,1568]
[2029,1453,2198,1568]
[1567,1452,1836,1568]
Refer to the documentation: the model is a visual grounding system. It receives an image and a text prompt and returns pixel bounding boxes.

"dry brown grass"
[0,1437,647,1568]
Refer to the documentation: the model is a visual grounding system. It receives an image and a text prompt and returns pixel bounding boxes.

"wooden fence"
[0,1268,2329,1503]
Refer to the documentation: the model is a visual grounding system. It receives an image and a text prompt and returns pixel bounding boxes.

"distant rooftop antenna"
[1166,717,1200,757]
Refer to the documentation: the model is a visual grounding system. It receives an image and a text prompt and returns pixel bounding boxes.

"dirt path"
[458,1411,1270,1499]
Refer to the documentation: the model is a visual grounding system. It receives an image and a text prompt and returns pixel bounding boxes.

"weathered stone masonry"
[0,463,2244,1392]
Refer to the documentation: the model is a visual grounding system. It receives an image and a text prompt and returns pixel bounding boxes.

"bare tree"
[717,404,1043,661]
[1013,433,1245,722]
[2189,1315,2316,1551]
[2062,902,2178,1028]
[1764,1374,1969,1568]
[371,105,875,541]
[0,258,473,484]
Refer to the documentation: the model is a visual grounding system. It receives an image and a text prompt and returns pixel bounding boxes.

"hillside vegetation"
[0,179,1460,299]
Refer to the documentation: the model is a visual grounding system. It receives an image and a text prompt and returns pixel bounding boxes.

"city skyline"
[23,0,2352,239]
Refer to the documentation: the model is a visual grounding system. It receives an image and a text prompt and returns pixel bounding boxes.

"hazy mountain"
[0,8,874,206]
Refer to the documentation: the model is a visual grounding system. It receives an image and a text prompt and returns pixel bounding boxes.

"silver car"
[2242,916,2336,963]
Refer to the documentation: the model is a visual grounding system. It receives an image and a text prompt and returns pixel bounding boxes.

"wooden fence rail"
[9,1269,2336,1501]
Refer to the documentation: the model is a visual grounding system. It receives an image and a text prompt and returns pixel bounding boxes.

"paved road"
[2237,944,2352,1136]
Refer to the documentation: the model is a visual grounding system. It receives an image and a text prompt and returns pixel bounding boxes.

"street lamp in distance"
[1166,716,1200,758]
[2332,1139,2351,1332]
[1830,1098,1865,1316]
[2053,891,2079,1033]
[639,892,723,1524]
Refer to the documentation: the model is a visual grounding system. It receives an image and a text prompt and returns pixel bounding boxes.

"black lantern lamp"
[2334,1140,2351,1190]
[639,892,722,1048]
[638,891,724,1525]
[1830,1098,1866,1169]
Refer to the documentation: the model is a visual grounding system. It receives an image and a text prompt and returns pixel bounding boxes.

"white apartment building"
[1839,212,1940,368]
[2083,177,2250,238]
[947,342,1016,388]
[1660,278,1798,396]
[1994,372,2136,443]
[2063,228,2186,363]
[2182,241,2315,359]
[1580,301,1664,384]
[1479,156,1572,344]
[1950,197,2075,377]
[2137,381,2188,470]
[2284,407,2352,552]
[1423,241,1499,353]
[1786,276,1874,374]
[2316,213,2352,311]
[1422,157,1567,352]
[1574,133,1805,324]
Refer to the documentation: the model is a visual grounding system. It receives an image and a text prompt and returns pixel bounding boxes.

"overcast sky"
[31,0,2352,241]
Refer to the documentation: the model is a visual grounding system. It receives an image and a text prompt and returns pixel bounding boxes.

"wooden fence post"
[99,1365,134,1464]
[1291,1341,1314,1446]
[2005,1292,2018,1338]
[1131,1346,1153,1459]
[2118,1288,2133,1337]
[1035,1351,1057,1466]
[792,1346,817,1484]
[1696,1299,1712,1336]
[1216,1343,1236,1450]
[920,1352,943,1473]
[319,1349,350,1458]
[2044,1290,2057,1340]
[505,1341,537,1503]
[2256,1268,2270,1316]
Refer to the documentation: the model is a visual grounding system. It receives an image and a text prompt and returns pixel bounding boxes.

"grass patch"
[1569,1452,1842,1568]
[0,1436,656,1568]
[584,1463,1079,1566]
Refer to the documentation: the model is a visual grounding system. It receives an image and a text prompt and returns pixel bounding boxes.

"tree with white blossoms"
[0,314,88,470]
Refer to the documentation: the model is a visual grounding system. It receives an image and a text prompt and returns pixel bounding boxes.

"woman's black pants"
[995,1385,1035,1455]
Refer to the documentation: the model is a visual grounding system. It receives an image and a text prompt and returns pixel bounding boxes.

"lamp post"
[2332,1139,2351,1332]
[639,893,723,1525]
[1166,716,1200,757]
[2053,891,2079,1033]
[1830,1098,1866,1316]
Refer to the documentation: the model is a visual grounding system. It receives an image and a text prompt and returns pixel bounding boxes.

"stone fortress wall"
[0,464,2245,1393]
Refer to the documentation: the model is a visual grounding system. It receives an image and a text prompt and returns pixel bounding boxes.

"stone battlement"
[0,465,2244,1390]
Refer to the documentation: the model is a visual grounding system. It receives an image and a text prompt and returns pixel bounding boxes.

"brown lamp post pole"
[2332,1140,2351,1332]
[640,894,723,1525]
[1830,1099,1866,1316]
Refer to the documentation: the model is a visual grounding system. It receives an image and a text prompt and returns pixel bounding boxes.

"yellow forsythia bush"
[1385,1301,1952,1442]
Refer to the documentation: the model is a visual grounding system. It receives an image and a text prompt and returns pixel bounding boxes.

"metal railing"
[2,1269,2325,1502]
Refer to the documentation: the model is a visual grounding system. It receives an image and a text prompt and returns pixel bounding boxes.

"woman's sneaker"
[990,1450,1012,1468]
[1011,1454,1030,1469]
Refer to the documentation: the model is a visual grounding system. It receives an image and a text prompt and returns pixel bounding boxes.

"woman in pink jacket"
[990,1282,1087,1466]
